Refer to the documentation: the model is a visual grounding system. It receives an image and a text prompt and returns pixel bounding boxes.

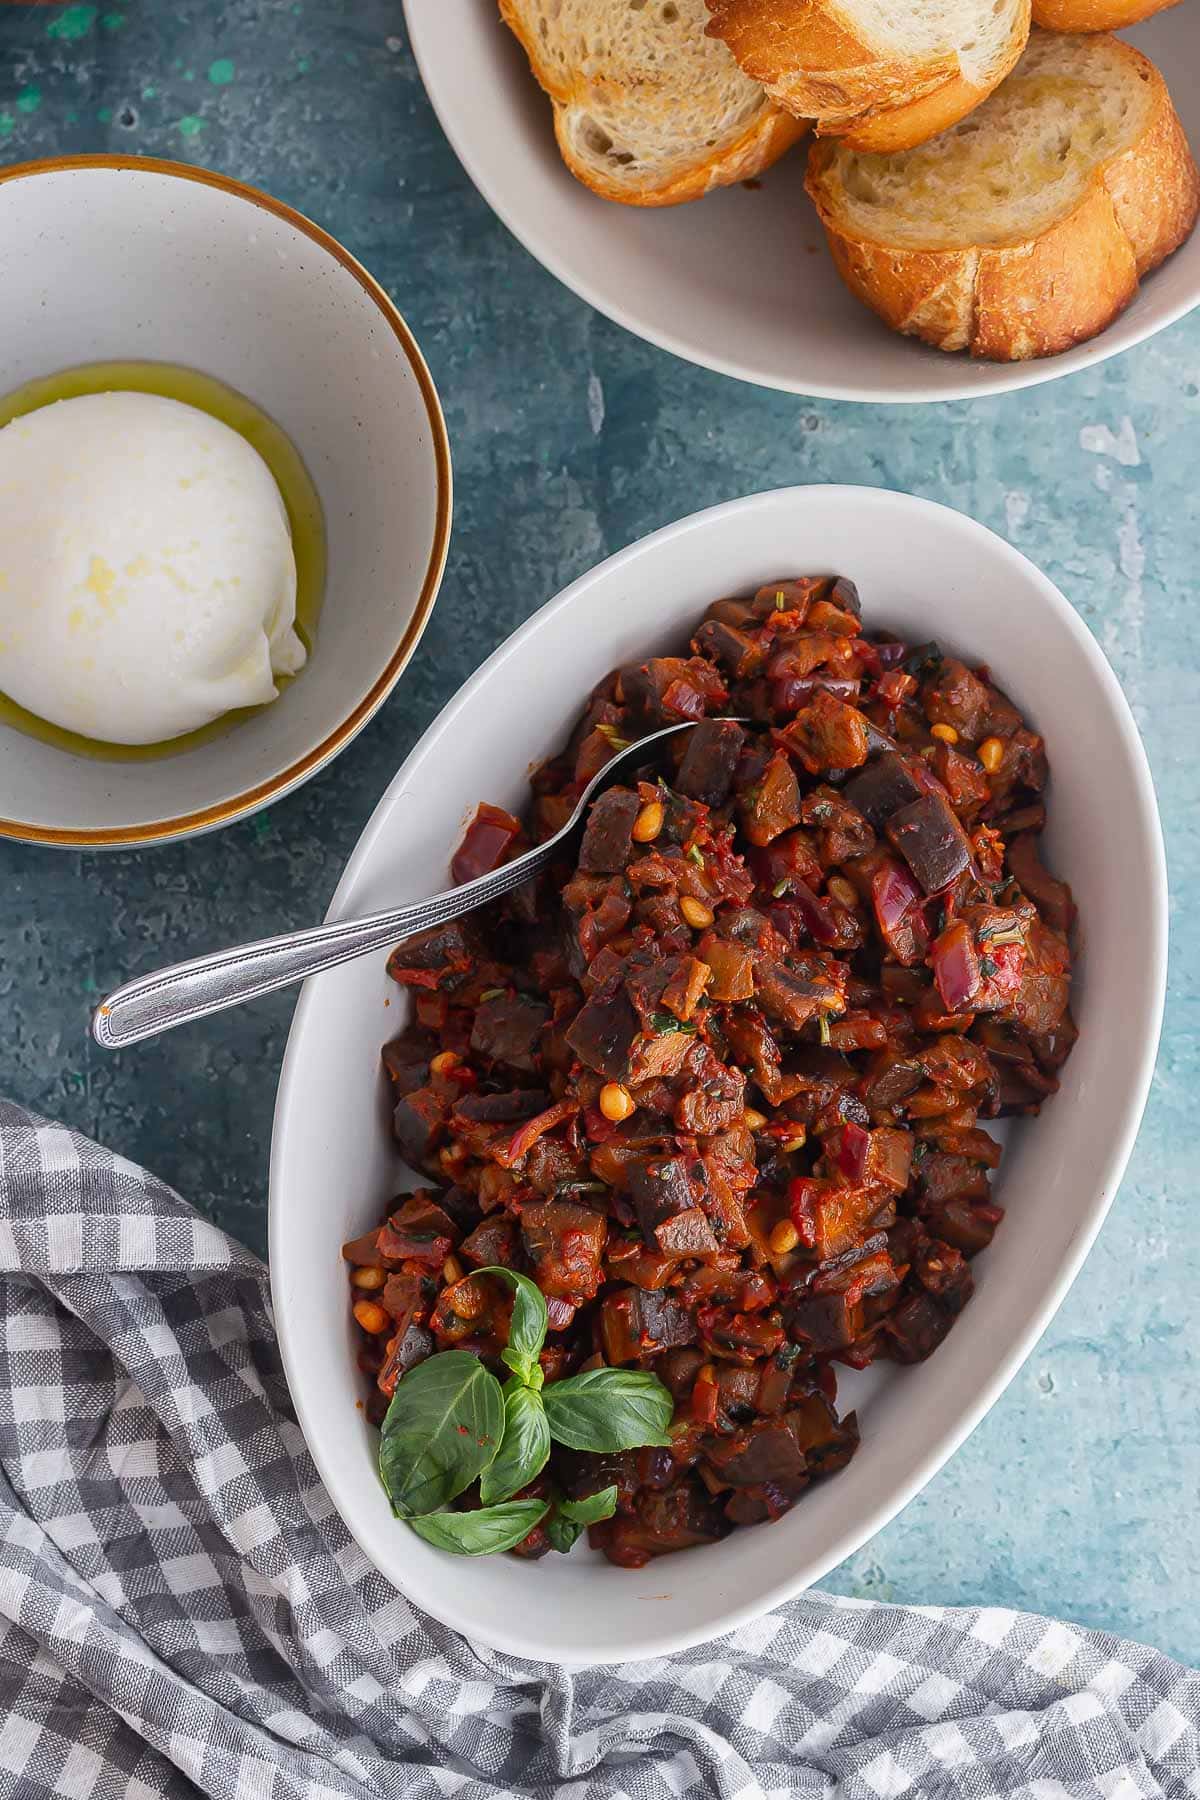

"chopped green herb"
[817,1014,831,1046]
[597,723,630,750]
[978,956,998,979]
[650,1010,697,1036]
[687,844,706,869]
[775,590,786,610]
[772,878,791,899]
[479,987,505,1001]
[977,924,1025,946]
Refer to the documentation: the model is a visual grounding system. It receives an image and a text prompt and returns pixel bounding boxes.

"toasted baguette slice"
[805,31,1200,361]
[705,0,1031,152]
[1033,0,1179,28]
[500,0,806,207]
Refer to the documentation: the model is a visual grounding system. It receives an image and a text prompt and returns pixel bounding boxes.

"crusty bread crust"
[805,38,1200,360]
[1033,0,1179,29]
[705,0,1031,152]
[500,0,806,208]
[553,100,806,207]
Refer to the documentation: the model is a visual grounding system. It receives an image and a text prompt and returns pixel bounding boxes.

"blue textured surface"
[0,1,1196,1666]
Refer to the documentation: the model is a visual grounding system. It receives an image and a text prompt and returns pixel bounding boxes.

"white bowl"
[270,485,1165,1663]
[405,4,1200,404]
[0,156,451,848]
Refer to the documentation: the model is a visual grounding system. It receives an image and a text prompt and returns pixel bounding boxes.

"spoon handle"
[91,853,544,1049]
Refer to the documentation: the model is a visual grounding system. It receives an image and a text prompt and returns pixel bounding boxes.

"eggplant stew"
[346,577,1076,1566]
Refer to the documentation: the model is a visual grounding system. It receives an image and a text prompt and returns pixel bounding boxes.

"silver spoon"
[93,719,734,1049]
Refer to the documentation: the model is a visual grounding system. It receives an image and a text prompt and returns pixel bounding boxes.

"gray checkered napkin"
[0,1098,1195,1800]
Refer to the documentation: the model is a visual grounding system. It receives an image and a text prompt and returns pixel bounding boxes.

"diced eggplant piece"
[673,1046,745,1137]
[786,1290,864,1352]
[431,1273,503,1345]
[693,617,763,679]
[808,1182,890,1261]
[916,1152,991,1207]
[755,1348,800,1416]
[843,752,927,827]
[1011,919,1071,1037]
[740,751,802,847]
[629,1155,700,1243]
[676,719,745,807]
[342,1227,384,1268]
[629,1027,696,1084]
[786,1394,860,1475]
[931,919,982,1013]
[698,1307,784,1366]
[450,802,521,886]
[592,1479,727,1567]
[565,980,640,1080]
[933,743,990,820]
[579,787,641,873]
[702,1415,808,1492]
[756,957,842,1033]
[712,1364,762,1429]
[913,1240,978,1307]
[520,1199,607,1300]
[453,1088,548,1126]
[782,691,870,774]
[554,1447,640,1507]
[377,1322,435,1398]
[862,1049,925,1116]
[1008,832,1075,935]
[469,993,549,1072]
[697,932,756,1002]
[391,1086,446,1167]
[886,794,972,895]
[377,1195,459,1266]
[922,1200,998,1258]
[621,656,728,727]
[458,1214,519,1269]
[885,1291,957,1363]
[654,1207,721,1260]
[380,1270,428,1335]
[382,1037,435,1096]
[600,1287,695,1362]
[608,1241,681,1290]
[386,919,479,990]
[656,1346,707,1401]
[923,658,991,745]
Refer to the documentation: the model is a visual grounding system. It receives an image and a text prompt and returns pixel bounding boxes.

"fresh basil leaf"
[545,1485,618,1554]
[474,1266,548,1365]
[378,1350,504,1518]
[408,1499,549,1557]
[542,1367,674,1453]
[479,1383,550,1505]
[545,1514,583,1554]
[559,1484,618,1527]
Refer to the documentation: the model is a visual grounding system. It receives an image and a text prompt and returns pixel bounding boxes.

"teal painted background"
[0,0,1196,1666]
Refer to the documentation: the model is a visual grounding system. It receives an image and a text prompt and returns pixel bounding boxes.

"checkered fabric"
[0,1099,1195,1800]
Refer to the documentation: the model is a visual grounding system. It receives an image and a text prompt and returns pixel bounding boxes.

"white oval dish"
[270,486,1166,1663]
[0,156,451,848]
[404,3,1200,404]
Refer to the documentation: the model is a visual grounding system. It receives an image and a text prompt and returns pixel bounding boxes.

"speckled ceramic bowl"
[0,156,451,848]
[406,4,1200,403]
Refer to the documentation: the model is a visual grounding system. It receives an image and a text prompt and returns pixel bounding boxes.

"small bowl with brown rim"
[0,155,451,849]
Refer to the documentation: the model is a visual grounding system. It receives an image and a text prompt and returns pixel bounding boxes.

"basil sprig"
[376,1263,674,1555]
[541,1367,673,1453]
[378,1351,504,1518]
[409,1498,550,1556]
[545,1484,618,1554]
[479,1381,550,1505]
